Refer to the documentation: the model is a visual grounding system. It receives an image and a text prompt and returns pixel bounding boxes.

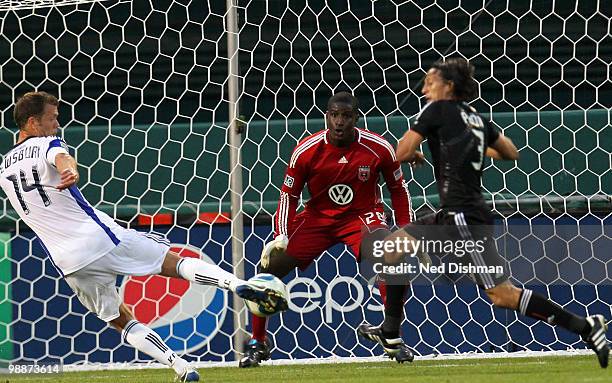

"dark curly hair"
[431,58,478,102]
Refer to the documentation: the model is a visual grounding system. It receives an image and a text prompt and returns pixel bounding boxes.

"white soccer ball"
[244,273,288,317]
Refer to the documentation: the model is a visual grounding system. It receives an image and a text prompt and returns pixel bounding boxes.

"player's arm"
[274,165,305,239]
[380,144,412,226]
[396,130,426,166]
[485,120,519,161]
[261,149,307,268]
[45,137,79,190]
[397,102,439,165]
[485,147,502,159]
[55,153,80,190]
[488,135,519,160]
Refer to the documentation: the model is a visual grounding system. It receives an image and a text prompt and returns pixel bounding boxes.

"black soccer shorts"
[402,206,510,289]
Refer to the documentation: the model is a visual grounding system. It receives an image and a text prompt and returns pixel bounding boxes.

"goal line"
[56,349,593,372]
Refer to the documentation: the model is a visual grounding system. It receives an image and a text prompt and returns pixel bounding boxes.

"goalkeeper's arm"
[264,142,307,270]
[263,190,299,268]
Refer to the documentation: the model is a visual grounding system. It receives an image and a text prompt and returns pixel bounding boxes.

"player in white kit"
[0,92,287,382]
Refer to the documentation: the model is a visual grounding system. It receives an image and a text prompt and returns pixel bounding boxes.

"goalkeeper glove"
[261,234,289,269]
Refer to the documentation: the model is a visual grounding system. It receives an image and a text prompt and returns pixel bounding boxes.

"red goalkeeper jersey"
[275,128,412,237]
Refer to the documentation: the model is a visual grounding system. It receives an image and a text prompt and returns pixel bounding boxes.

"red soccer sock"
[378,278,388,307]
[251,313,268,342]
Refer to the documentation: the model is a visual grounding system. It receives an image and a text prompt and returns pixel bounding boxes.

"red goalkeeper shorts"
[285,208,388,269]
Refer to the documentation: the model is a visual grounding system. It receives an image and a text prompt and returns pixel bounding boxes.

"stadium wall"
[0,109,608,226]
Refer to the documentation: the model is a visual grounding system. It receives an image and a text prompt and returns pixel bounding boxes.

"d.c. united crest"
[358,165,370,182]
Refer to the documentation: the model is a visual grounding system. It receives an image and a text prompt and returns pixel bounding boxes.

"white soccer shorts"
[64,229,170,322]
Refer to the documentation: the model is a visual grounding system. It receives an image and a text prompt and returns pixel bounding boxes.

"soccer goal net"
[0,0,609,368]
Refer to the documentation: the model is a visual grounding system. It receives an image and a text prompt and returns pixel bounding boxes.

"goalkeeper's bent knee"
[360,227,392,263]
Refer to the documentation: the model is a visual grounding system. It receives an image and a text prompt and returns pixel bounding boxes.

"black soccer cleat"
[239,339,271,368]
[357,323,414,363]
[582,314,610,368]
[235,283,289,315]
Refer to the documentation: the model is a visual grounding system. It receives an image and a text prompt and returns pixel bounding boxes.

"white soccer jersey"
[0,136,124,276]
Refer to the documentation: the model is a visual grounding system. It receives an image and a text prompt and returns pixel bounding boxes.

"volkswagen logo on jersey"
[328,183,354,205]
[119,244,227,353]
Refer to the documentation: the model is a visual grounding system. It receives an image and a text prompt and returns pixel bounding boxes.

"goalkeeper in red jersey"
[239,92,414,368]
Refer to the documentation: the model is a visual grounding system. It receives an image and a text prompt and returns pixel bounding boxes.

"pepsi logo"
[119,244,227,353]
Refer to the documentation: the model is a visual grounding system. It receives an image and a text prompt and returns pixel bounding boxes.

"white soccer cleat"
[175,366,200,382]
[237,274,289,316]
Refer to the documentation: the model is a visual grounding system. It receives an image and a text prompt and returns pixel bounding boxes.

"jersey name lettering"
[3,146,41,170]
[460,111,484,128]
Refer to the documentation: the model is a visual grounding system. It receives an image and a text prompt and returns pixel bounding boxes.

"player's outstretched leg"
[582,315,609,368]
[487,283,609,368]
[111,305,200,382]
[161,251,288,313]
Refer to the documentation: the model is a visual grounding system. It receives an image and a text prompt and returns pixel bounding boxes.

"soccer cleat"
[239,339,271,368]
[235,283,288,315]
[582,314,609,368]
[175,366,200,382]
[357,323,414,363]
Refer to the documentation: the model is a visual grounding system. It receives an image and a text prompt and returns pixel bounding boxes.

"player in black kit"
[358,58,609,368]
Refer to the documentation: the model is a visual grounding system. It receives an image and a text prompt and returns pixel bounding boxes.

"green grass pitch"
[1,355,608,383]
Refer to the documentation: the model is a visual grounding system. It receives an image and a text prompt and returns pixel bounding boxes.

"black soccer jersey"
[411,100,500,209]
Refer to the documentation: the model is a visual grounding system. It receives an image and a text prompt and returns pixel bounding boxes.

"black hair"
[327,91,359,112]
[431,58,478,101]
[14,91,59,129]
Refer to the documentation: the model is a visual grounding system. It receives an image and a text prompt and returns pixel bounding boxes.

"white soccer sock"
[122,320,189,374]
[177,257,243,292]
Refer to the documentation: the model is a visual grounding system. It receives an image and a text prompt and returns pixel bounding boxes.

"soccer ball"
[244,273,288,317]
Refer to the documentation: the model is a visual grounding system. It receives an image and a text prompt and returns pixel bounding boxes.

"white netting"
[0,0,114,11]
[0,0,609,367]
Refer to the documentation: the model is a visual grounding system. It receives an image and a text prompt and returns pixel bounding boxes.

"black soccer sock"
[518,289,590,336]
[381,283,408,338]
